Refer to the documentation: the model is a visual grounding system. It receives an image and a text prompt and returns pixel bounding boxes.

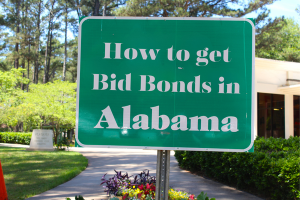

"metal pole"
[155,150,170,200]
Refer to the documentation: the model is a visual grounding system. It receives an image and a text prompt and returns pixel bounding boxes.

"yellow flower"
[133,186,135,188]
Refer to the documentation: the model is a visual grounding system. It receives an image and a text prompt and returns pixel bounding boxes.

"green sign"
[76,17,255,152]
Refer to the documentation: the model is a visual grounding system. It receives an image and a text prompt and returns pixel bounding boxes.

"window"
[257,93,285,138]
[294,95,300,137]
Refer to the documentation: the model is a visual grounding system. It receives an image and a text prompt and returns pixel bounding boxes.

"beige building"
[255,58,300,139]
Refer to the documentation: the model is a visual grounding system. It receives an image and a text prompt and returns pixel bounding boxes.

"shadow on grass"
[0,147,88,200]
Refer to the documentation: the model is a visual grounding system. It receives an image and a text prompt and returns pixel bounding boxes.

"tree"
[0,68,29,131]
[21,81,76,142]
[76,0,125,17]
[0,75,76,137]
[65,37,78,82]
[58,0,77,81]
[114,0,278,25]
[256,18,300,62]
[33,0,43,84]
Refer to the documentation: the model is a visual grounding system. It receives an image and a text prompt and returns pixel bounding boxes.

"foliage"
[174,137,300,200]
[0,132,32,144]
[256,18,300,62]
[196,192,216,200]
[66,196,85,200]
[23,80,76,141]
[132,170,156,185]
[0,0,126,84]
[114,0,277,20]
[0,70,76,141]
[0,68,29,127]
[101,170,131,195]
[75,196,85,200]
[77,0,126,17]
[0,68,28,102]
[0,68,30,131]
[1,146,88,200]
[56,136,70,150]
[16,81,75,141]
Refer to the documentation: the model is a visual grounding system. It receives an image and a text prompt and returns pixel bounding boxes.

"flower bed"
[100,170,215,200]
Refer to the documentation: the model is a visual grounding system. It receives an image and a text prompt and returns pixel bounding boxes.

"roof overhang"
[278,84,300,95]
[255,57,300,72]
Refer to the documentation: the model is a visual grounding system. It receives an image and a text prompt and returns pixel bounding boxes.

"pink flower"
[189,194,195,200]
[146,183,150,190]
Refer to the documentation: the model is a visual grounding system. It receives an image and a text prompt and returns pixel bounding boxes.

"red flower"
[150,184,156,191]
[123,194,128,200]
[189,194,195,200]
[146,183,150,190]
[138,193,143,198]
[138,184,144,190]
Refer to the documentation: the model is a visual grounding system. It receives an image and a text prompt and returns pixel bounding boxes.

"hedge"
[0,132,32,145]
[174,137,300,200]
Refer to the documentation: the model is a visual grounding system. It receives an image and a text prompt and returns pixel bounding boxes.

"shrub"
[0,132,32,145]
[174,137,300,200]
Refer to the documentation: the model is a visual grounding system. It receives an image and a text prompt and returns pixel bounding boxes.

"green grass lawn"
[0,146,88,200]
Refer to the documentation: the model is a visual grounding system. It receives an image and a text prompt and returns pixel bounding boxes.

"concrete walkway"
[0,143,262,200]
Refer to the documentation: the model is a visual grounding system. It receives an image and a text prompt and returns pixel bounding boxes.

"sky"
[244,0,299,23]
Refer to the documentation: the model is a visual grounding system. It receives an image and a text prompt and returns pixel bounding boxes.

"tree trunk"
[21,58,25,90]
[25,3,30,92]
[27,56,29,91]
[54,123,60,144]
[14,0,21,69]
[76,0,81,18]
[27,45,30,92]
[103,0,106,16]
[47,30,53,81]
[62,6,68,81]
[163,9,168,17]
[33,0,42,84]
[43,12,51,84]
[21,1,25,90]
[93,0,100,16]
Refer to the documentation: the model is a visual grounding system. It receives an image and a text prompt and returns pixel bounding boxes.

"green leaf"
[197,192,208,200]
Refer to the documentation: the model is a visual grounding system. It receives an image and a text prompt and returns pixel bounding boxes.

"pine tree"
[33,0,43,84]
[58,0,76,81]
[76,0,126,17]
[114,0,278,25]
[43,0,61,83]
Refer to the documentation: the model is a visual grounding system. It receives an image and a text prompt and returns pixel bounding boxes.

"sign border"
[76,17,255,152]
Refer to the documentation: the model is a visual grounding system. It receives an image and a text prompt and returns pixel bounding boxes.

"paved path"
[0,144,262,200]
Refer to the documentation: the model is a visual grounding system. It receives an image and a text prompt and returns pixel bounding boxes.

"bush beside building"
[174,137,300,200]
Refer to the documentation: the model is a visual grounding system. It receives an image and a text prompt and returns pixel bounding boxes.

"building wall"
[255,60,300,139]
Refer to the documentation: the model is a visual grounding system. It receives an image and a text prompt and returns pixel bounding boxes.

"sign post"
[156,150,170,200]
[76,17,255,200]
